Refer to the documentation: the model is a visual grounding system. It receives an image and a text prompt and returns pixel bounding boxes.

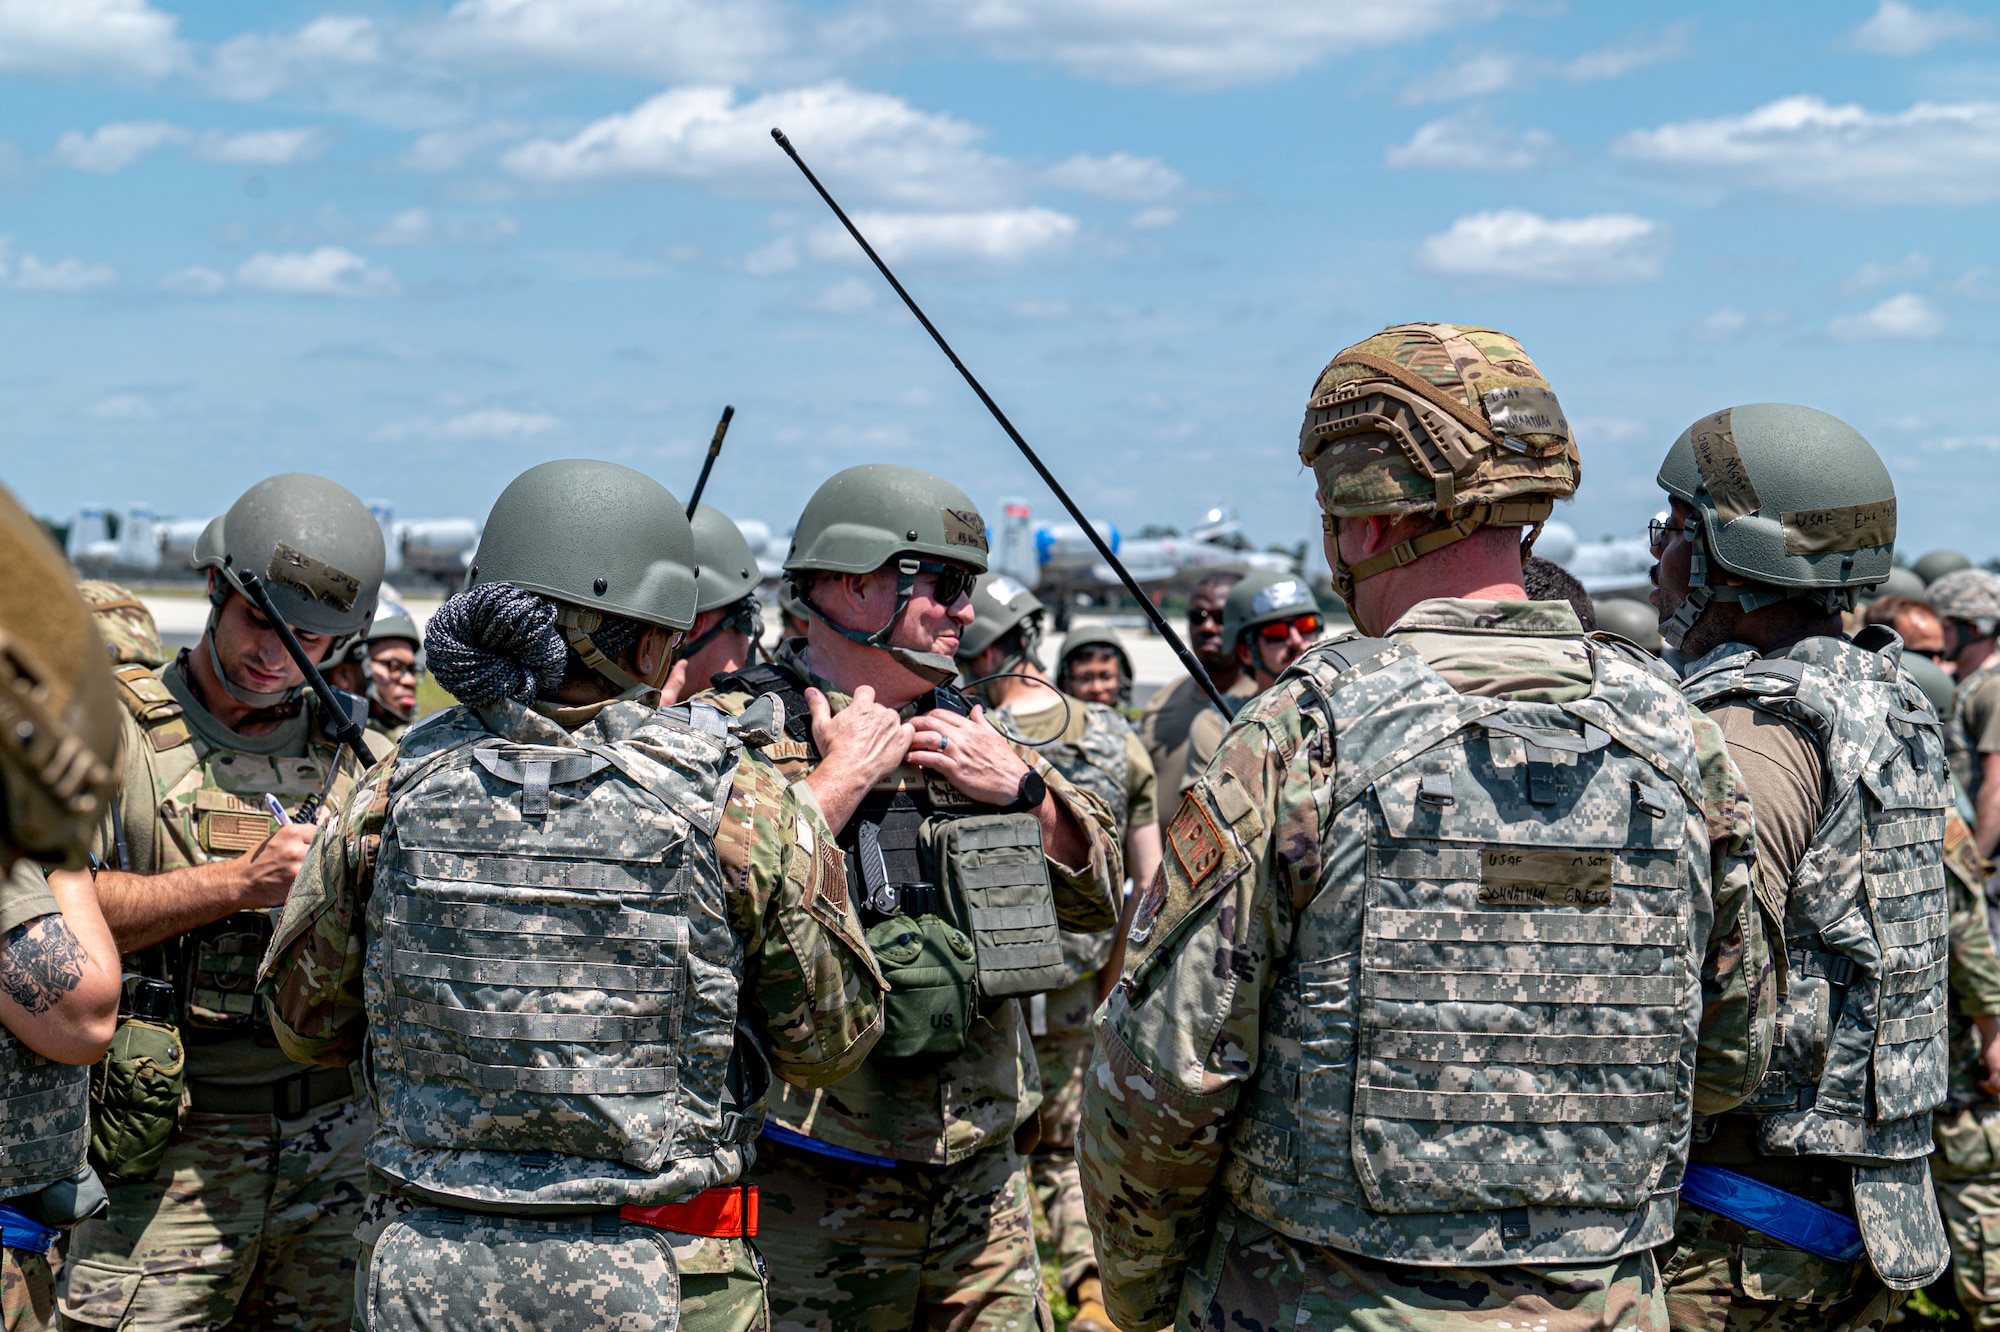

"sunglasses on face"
[907,561,976,605]
[1256,614,1322,644]
[1188,607,1223,627]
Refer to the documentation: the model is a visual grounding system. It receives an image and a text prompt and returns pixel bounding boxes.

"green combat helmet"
[1870,567,1928,604]
[682,504,763,662]
[1902,649,1957,721]
[1594,597,1665,654]
[343,596,423,725]
[1928,568,2000,638]
[1655,404,1896,650]
[956,572,1045,666]
[1299,322,1578,618]
[468,460,698,690]
[1915,550,1973,586]
[0,485,122,872]
[1057,626,1135,705]
[192,473,386,706]
[1220,569,1318,654]
[784,463,989,684]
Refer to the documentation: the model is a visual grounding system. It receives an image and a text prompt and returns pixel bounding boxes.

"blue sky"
[4,0,1999,560]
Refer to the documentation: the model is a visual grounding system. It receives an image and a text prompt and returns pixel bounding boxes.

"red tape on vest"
[621,1185,758,1238]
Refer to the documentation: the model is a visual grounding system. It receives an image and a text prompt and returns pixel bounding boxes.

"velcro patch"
[202,810,276,853]
[267,541,361,614]
[941,508,989,552]
[1167,796,1227,887]
[1782,499,1896,556]
[1482,385,1569,444]
[1478,848,1613,907]
[1688,409,1761,525]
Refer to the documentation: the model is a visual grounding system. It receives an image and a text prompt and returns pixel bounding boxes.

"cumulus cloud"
[54,121,328,172]
[0,0,184,79]
[1040,152,1182,202]
[503,83,1012,208]
[809,278,876,313]
[161,266,228,295]
[1128,206,1177,229]
[1386,112,1558,170]
[942,0,1488,89]
[0,238,117,292]
[1402,24,1688,104]
[208,16,383,100]
[1613,96,2000,205]
[808,208,1079,264]
[53,120,184,172]
[744,237,799,275]
[234,248,400,297]
[1828,292,1946,340]
[1848,1,1989,55]
[401,122,525,173]
[1841,252,1933,293]
[1401,53,1521,105]
[422,0,787,84]
[1559,23,1690,81]
[373,208,518,246]
[1689,307,1749,341]
[378,407,564,441]
[1414,210,1667,284]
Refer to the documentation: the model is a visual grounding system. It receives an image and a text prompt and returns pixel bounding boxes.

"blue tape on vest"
[1680,1164,1866,1263]
[759,1123,901,1170]
[0,1203,59,1255]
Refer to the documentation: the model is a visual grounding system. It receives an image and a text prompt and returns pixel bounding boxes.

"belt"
[189,1065,354,1117]
[622,1185,758,1238]
[1680,1163,1866,1263]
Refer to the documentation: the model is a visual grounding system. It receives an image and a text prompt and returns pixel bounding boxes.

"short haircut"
[1523,556,1595,630]
[1866,594,1939,630]
[1192,572,1244,603]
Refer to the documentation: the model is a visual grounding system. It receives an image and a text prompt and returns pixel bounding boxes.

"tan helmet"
[0,486,122,872]
[77,579,169,668]
[1299,322,1577,611]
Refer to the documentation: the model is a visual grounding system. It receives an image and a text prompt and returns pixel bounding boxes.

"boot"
[1069,1277,1113,1332]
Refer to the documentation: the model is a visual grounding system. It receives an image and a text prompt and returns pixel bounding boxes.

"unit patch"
[1167,795,1226,887]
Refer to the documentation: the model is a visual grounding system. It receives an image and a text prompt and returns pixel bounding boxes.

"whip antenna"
[687,404,734,519]
[770,126,1230,715]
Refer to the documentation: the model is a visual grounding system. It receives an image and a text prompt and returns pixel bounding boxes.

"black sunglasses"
[907,560,976,605]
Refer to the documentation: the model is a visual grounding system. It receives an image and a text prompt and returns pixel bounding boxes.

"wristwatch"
[999,769,1047,814]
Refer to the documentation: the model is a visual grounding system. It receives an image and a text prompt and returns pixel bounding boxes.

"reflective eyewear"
[909,561,977,605]
[1256,614,1322,644]
[1188,607,1224,628]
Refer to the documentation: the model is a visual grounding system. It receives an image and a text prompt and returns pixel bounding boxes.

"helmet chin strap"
[798,562,961,687]
[202,603,301,709]
[364,676,414,727]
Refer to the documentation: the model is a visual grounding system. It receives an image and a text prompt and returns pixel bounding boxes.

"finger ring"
[935,735,949,751]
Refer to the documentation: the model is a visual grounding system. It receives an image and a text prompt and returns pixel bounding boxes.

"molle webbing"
[0,1033,89,1196]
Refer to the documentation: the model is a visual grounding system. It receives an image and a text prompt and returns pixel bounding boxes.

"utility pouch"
[864,913,976,1061]
[89,1007,186,1182]
[925,813,1064,1000]
[180,911,272,1030]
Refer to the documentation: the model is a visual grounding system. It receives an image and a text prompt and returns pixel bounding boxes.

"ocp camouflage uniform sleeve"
[717,747,886,1090]
[1077,681,1316,1332]
[1687,704,1777,1116]
[257,757,393,1067]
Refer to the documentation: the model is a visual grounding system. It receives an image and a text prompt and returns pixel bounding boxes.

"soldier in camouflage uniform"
[1079,322,1777,1332]
[1054,626,1136,719]
[325,596,421,744]
[1218,569,1322,693]
[1932,570,2000,857]
[678,504,766,692]
[257,460,887,1332]
[1140,573,1251,821]
[75,581,169,669]
[58,475,390,1332]
[0,484,124,1332]
[1650,404,1952,1330]
[692,465,1122,1332]
[957,574,1163,1332]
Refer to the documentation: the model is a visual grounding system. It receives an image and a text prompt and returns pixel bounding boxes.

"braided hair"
[425,582,646,706]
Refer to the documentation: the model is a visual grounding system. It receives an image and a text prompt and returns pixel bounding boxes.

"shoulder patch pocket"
[1167,795,1227,886]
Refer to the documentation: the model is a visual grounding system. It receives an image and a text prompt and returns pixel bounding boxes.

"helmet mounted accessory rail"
[772,126,1231,718]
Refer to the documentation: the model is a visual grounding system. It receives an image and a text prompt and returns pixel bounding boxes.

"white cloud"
[234,247,400,297]
[0,0,184,79]
[208,16,383,100]
[1848,1,1989,55]
[1404,25,1687,104]
[86,393,158,420]
[744,237,800,275]
[1128,206,1177,229]
[436,408,560,439]
[423,0,787,83]
[1414,210,1667,285]
[53,120,185,173]
[373,208,518,246]
[1560,23,1690,81]
[0,238,116,292]
[945,0,1489,89]
[161,266,228,295]
[809,208,1079,265]
[1613,95,2000,205]
[1689,307,1748,341]
[1841,251,1932,293]
[809,278,876,313]
[401,122,524,173]
[194,128,329,166]
[1401,52,1520,105]
[1828,292,1946,340]
[503,83,1012,208]
[1386,112,1558,170]
[55,122,328,172]
[1040,152,1182,202]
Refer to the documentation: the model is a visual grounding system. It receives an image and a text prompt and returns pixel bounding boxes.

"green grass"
[413,673,457,720]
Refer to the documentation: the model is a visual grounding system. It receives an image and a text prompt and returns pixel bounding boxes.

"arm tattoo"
[1,917,88,1015]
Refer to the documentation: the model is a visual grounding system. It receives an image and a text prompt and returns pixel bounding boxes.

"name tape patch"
[1478,848,1613,907]
[1688,409,1762,526]
[1482,385,1570,443]
[266,541,360,615]
[941,508,989,553]
[1782,499,1896,556]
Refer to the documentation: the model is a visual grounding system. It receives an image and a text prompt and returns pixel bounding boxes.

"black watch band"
[1001,769,1047,814]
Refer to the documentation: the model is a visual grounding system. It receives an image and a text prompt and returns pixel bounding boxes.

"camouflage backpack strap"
[111,663,192,754]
